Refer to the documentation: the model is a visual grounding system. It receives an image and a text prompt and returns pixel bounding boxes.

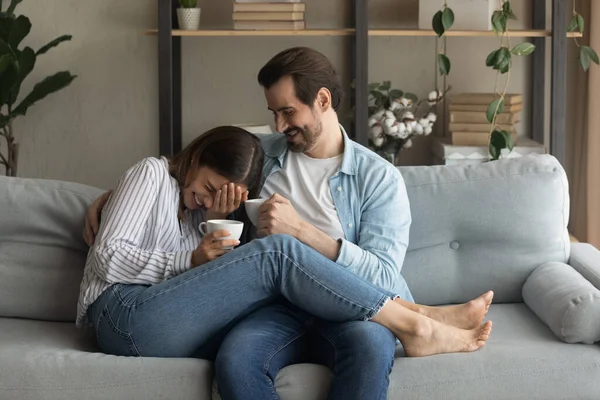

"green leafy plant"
[0,0,76,176]
[568,4,599,72]
[432,1,454,77]
[179,0,197,8]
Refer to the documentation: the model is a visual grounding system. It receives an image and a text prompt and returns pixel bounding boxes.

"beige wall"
[12,0,577,189]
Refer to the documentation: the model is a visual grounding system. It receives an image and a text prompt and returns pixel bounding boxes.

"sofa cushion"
[0,318,213,400]
[398,154,571,305]
[0,177,104,321]
[523,262,600,344]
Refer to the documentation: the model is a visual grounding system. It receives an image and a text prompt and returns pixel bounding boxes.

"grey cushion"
[569,242,600,289]
[0,318,213,400]
[0,177,104,321]
[398,154,571,305]
[523,262,600,344]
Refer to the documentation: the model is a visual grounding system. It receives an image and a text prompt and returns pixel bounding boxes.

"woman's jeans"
[88,234,410,359]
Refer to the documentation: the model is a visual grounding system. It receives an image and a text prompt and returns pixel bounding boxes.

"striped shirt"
[76,157,204,327]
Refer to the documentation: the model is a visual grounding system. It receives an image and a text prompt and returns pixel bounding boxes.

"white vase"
[177,8,201,30]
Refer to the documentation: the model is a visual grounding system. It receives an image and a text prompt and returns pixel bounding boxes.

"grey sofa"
[1,154,599,400]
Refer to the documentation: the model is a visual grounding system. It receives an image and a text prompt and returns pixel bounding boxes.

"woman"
[78,125,492,361]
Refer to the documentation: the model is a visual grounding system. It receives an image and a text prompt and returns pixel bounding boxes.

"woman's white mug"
[199,219,244,249]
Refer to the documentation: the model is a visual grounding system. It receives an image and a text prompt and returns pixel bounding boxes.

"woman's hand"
[83,190,113,246]
[191,230,240,266]
[207,183,249,219]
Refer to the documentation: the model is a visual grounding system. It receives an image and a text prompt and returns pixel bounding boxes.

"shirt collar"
[263,124,357,176]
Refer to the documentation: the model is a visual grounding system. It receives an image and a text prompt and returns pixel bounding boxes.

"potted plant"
[177,0,201,31]
[0,0,77,177]
[366,81,447,164]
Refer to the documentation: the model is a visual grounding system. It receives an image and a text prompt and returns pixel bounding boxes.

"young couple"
[79,46,493,400]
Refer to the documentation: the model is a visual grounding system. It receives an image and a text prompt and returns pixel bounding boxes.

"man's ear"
[316,88,332,111]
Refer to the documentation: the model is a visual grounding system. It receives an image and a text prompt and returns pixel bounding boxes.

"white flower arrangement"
[367,81,448,159]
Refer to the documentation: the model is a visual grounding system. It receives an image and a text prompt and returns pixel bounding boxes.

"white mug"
[244,198,267,227]
[199,219,244,249]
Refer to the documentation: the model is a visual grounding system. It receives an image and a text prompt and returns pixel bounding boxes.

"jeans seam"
[112,284,133,309]
[262,331,307,400]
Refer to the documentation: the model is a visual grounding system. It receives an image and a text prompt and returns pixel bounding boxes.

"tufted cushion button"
[450,241,460,250]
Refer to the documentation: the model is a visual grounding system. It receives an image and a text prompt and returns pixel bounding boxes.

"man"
[213,47,492,400]
[83,47,492,400]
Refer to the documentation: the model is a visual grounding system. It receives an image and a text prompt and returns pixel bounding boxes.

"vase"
[177,8,201,30]
[375,148,398,165]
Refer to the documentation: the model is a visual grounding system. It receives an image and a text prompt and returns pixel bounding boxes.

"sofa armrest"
[522,261,600,344]
[568,243,600,289]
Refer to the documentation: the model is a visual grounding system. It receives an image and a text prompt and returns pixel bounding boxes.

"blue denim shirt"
[255,126,414,301]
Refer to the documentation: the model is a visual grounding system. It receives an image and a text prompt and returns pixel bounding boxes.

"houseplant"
[432,0,599,160]
[0,0,77,177]
[366,81,447,164]
[177,0,201,31]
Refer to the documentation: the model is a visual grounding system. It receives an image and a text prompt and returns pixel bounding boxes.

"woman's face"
[181,166,248,211]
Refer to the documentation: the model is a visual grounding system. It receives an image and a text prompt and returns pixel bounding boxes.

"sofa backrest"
[398,154,571,305]
[0,176,104,321]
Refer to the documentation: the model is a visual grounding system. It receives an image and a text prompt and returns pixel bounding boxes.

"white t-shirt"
[260,151,345,240]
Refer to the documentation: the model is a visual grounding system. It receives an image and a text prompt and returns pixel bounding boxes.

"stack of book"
[233,1,306,30]
[448,93,523,146]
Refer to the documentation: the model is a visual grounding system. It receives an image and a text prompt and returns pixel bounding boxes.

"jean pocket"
[96,305,141,357]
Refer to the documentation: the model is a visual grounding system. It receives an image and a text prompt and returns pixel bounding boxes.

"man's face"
[264,75,323,153]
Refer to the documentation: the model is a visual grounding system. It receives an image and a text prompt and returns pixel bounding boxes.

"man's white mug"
[244,198,266,227]
[199,219,244,249]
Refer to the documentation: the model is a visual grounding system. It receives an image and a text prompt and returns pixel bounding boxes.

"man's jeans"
[215,302,397,400]
[87,234,411,359]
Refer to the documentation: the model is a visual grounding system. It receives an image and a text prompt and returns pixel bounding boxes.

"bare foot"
[397,319,493,358]
[398,291,494,330]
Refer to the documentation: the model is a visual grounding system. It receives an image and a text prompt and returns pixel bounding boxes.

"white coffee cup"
[199,219,244,249]
[244,198,266,227]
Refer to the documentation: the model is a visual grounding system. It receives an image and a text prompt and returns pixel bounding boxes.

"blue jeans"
[214,302,397,400]
[87,234,412,359]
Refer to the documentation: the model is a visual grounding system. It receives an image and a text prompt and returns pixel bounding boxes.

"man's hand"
[191,230,240,266]
[257,193,304,238]
[83,190,113,247]
[207,183,249,220]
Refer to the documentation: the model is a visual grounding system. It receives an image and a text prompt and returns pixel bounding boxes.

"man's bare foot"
[397,291,494,330]
[396,318,493,358]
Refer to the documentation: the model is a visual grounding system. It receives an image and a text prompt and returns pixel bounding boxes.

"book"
[450,111,520,124]
[449,122,516,133]
[450,93,523,105]
[232,11,304,21]
[448,103,523,113]
[233,3,306,12]
[233,20,305,30]
[451,131,518,146]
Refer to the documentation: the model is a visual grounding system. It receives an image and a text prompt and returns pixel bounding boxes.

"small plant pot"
[177,8,201,30]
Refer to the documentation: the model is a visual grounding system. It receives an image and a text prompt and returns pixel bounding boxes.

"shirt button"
[337,186,343,192]
[348,223,353,228]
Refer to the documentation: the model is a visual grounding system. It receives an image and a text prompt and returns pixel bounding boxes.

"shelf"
[145,29,582,38]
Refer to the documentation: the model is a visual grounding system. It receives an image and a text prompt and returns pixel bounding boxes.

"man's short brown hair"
[258,47,344,112]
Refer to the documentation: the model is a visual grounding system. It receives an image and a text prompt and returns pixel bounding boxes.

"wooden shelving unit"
[153,0,571,166]
[145,28,582,38]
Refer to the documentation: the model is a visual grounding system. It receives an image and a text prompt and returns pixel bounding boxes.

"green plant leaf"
[432,10,444,37]
[404,92,419,102]
[0,13,14,43]
[438,53,451,75]
[8,46,35,107]
[179,0,197,8]
[6,0,21,15]
[489,130,505,160]
[11,71,77,117]
[0,53,10,74]
[492,10,507,34]
[379,81,391,91]
[8,15,30,49]
[580,46,591,71]
[486,98,505,123]
[568,15,579,32]
[577,14,585,33]
[486,49,499,67]
[442,7,454,31]
[36,35,72,56]
[582,46,599,67]
[511,42,535,56]
[388,89,404,100]
[502,1,517,20]
[368,82,380,91]
[494,47,511,73]
[502,129,514,150]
